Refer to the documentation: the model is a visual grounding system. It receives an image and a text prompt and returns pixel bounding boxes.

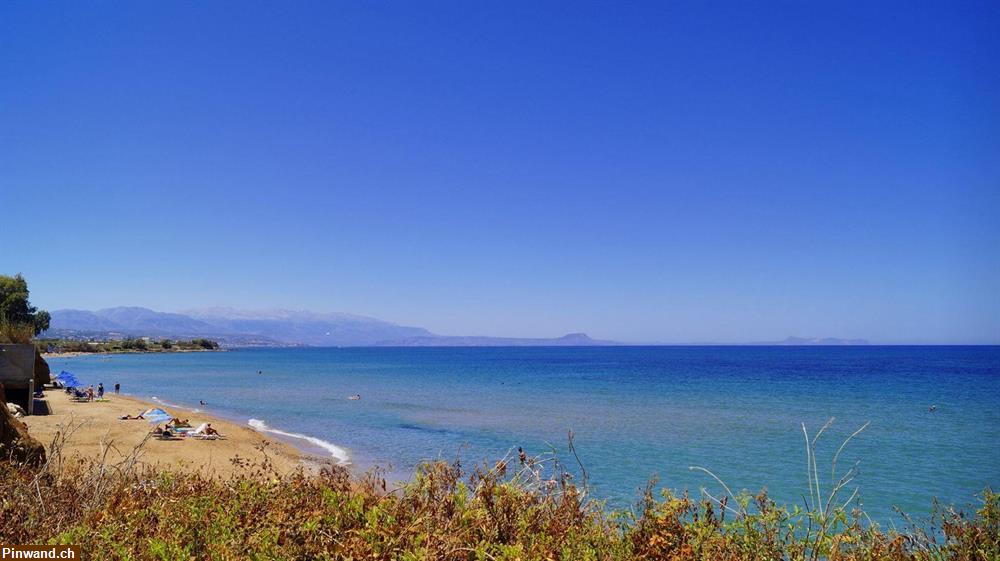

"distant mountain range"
[43,307,613,347]
[43,306,869,347]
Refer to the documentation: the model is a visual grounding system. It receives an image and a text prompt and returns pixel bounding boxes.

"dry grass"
[0,320,35,344]
[1,424,996,560]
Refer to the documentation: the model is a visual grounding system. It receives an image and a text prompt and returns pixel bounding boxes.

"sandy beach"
[22,392,327,478]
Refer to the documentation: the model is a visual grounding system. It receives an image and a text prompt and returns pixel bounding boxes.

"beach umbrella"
[144,408,171,424]
[55,370,83,388]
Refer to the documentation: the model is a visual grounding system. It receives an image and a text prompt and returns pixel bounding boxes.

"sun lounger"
[191,433,222,440]
[189,423,223,439]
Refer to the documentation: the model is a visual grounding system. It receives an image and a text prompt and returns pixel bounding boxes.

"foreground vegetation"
[1,435,996,561]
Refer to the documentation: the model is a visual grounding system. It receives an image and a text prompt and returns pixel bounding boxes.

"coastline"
[43,348,225,359]
[143,393,352,467]
[22,392,335,478]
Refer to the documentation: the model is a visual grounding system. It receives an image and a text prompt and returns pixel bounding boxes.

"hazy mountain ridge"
[94,306,218,334]
[45,307,617,347]
[45,307,867,347]
[48,307,217,337]
[182,307,434,346]
[182,307,378,323]
[46,307,431,346]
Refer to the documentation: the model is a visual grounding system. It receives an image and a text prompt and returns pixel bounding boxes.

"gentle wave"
[248,419,350,465]
[150,396,202,414]
[150,396,183,409]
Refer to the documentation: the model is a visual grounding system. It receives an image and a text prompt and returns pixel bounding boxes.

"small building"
[0,344,36,415]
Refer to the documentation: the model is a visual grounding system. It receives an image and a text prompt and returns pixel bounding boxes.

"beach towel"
[191,423,209,435]
[192,434,221,440]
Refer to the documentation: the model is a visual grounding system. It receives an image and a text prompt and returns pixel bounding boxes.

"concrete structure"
[0,344,36,415]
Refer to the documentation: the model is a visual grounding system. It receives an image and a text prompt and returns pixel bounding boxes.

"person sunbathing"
[190,422,221,437]
[167,418,191,428]
[152,426,175,438]
[119,413,146,420]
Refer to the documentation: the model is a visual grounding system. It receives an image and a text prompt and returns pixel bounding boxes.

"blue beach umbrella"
[55,371,83,388]
[144,408,172,424]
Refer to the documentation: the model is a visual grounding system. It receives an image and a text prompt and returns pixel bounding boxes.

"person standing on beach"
[114,382,120,394]
[86,385,94,401]
[97,383,104,399]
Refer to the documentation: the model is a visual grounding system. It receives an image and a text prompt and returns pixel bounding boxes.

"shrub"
[191,338,219,350]
[120,338,148,351]
[0,320,35,344]
[0,433,996,561]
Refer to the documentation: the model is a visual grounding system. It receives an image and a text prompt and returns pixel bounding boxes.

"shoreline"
[41,352,354,473]
[22,392,337,478]
[43,348,225,359]
[142,393,352,466]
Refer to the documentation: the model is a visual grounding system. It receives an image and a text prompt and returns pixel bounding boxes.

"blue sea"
[48,346,999,523]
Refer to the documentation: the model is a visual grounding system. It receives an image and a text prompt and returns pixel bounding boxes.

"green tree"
[121,337,148,351]
[0,274,50,335]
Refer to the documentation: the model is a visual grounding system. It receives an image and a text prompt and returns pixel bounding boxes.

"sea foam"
[248,419,350,465]
[150,396,183,409]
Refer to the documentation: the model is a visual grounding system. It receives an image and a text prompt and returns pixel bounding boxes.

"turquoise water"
[48,346,999,522]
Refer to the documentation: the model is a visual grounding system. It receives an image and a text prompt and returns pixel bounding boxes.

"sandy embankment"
[22,393,329,478]
[40,352,93,358]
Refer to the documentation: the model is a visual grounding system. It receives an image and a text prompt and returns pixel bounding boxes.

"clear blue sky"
[1,2,997,344]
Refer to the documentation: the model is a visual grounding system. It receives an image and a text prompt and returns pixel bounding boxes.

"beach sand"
[22,393,328,478]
